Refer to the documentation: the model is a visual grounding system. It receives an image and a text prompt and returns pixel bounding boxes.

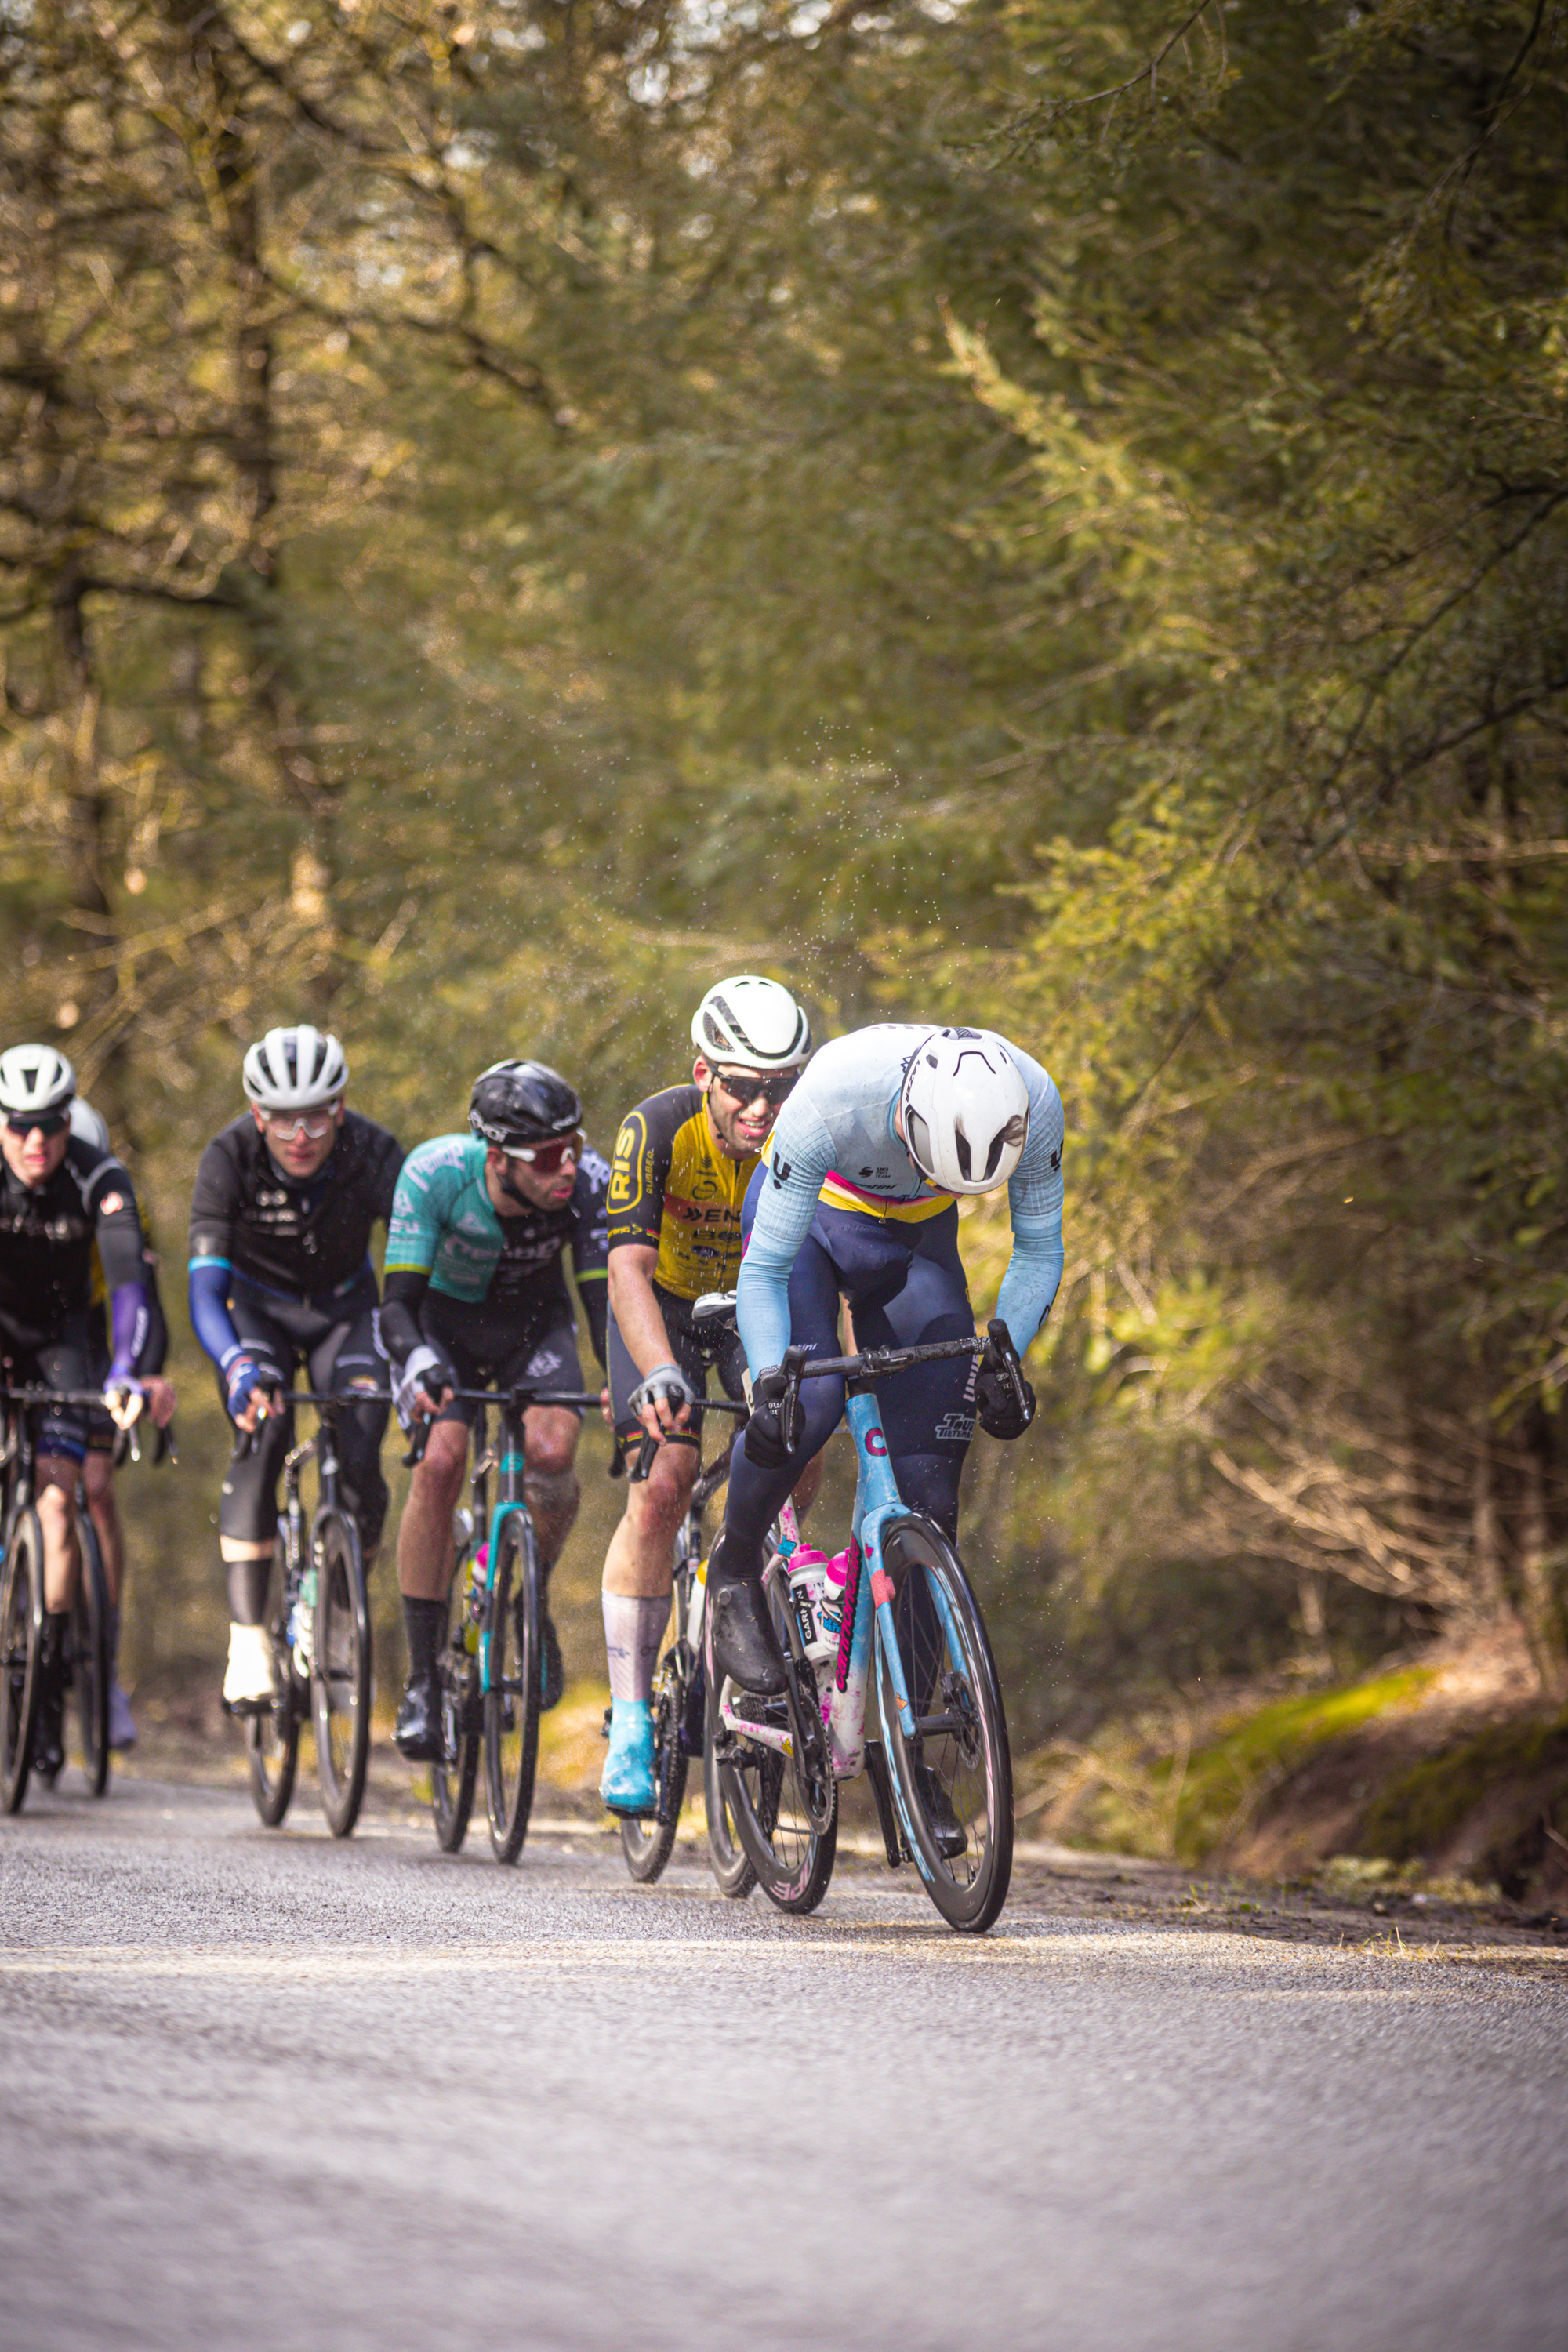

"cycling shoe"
[707,1572,787,1698]
[394,1670,441,1762]
[600,1698,655,1815]
[540,1605,564,1712]
[32,1614,67,1784]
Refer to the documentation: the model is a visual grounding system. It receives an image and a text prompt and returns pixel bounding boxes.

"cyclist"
[706,1023,1064,1700]
[187,1026,403,1711]
[0,1045,154,1780]
[599,975,819,1814]
[380,1061,609,1761]
[71,1096,177,1751]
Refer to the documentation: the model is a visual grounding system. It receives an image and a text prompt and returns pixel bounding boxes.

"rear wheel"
[1,1509,44,1815]
[621,1595,689,1885]
[72,1511,111,1798]
[702,1657,759,1899]
[432,1569,480,1853]
[245,1544,301,1829]
[485,1508,541,1864]
[713,1573,837,1916]
[874,1515,1012,1933]
[312,1509,371,1838]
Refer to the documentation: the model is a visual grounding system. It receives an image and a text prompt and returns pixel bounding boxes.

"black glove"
[743,1364,804,1470]
[975,1318,1036,1440]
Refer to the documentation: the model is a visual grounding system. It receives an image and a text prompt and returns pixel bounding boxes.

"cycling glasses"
[710,1069,797,1109]
[5,1112,69,1138]
[504,1129,584,1174]
[263,1107,338,1141]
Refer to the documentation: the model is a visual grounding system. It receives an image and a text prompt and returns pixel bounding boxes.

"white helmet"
[900,1029,1031,1196]
[0,1044,76,1120]
[691,977,811,1071]
[241,1025,348,1112]
[68,1097,112,1154]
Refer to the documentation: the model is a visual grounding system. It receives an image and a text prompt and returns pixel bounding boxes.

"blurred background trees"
[4,0,1566,1737]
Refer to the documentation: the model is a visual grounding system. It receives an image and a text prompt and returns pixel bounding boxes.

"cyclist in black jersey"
[187,1026,403,1711]
[597,977,820,1814]
[379,1061,609,1761]
[0,1044,155,1780]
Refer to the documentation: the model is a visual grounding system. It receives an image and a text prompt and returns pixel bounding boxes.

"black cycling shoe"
[394,1671,441,1762]
[708,1571,787,1698]
[915,1762,967,1861]
[32,1614,67,1785]
[540,1606,565,1713]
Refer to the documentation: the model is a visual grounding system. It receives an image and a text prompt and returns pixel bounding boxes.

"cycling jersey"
[380,1134,609,1368]
[738,1023,1065,1378]
[188,1111,405,1301]
[0,1138,148,1365]
[607,1085,760,1301]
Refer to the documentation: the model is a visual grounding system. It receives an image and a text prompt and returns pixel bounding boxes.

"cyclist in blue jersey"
[380,1061,609,1761]
[706,1024,1064,1697]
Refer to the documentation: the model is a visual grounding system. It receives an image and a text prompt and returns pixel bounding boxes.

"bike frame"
[437,1385,601,1695]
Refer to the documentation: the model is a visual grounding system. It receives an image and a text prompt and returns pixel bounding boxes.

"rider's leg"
[394,1412,469,1759]
[312,1310,390,1566]
[33,1454,82,1780]
[82,1443,138,1750]
[215,1304,292,1705]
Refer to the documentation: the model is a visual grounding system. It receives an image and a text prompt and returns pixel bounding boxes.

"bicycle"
[704,1308,1018,1933]
[610,1397,765,1893]
[236,1388,377,1839]
[0,1384,151,1813]
[403,1381,600,1864]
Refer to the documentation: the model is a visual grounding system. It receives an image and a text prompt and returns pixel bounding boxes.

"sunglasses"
[5,1112,69,1139]
[711,1069,797,1109]
[264,1108,338,1141]
[505,1129,584,1174]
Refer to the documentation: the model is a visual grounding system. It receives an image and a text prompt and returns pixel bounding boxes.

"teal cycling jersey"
[385,1134,609,1305]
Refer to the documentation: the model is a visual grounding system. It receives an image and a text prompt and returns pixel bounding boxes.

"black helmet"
[468,1060,583,1150]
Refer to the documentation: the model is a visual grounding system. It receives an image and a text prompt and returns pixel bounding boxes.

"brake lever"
[628,1431,659,1485]
[401,1416,433,1471]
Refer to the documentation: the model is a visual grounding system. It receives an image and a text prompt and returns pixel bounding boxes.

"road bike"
[0,1384,143,1813]
[236,1389,376,1838]
[704,1308,1018,1934]
[405,1381,599,1864]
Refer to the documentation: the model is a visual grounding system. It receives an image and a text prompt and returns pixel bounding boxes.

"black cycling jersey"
[0,1139,147,1353]
[188,1111,404,1301]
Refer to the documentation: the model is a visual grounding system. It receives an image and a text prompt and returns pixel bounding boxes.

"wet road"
[2,1776,1564,2351]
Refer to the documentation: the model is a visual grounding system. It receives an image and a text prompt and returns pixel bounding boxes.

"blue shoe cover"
[600,1698,656,1815]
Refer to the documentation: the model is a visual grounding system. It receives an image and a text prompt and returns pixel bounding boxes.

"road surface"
[2,1774,1564,2350]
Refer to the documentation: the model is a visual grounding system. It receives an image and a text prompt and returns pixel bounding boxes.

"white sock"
[602,1594,669,1704]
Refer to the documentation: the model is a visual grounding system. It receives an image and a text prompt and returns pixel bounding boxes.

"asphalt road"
[2,1775,1564,2352]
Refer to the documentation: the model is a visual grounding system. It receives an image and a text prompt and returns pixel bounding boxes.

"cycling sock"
[402,1595,447,1683]
[226,1555,270,1625]
[602,1593,668,1704]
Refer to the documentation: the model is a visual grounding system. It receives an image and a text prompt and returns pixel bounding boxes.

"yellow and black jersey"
[607,1086,760,1301]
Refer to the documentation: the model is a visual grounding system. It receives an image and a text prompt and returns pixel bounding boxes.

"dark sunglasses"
[5,1112,69,1138]
[504,1129,584,1174]
[711,1069,797,1109]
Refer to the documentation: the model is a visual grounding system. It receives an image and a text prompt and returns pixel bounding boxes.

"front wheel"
[713,1575,837,1917]
[874,1515,1012,1933]
[484,1508,541,1864]
[312,1509,371,1838]
[72,1510,111,1798]
[432,1576,480,1853]
[0,1509,44,1815]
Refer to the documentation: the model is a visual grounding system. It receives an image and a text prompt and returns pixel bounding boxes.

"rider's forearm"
[379,1267,428,1367]
[107,1282,151,1381]
[187,1258,243,1367]
[607,1251,674,1377]
[994,1203,1064,1356]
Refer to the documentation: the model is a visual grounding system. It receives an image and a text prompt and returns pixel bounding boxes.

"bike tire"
[312,1509,371,1838]
[621,1599,689,1885]
[73,1512,111,1798]
[874,1515,1013,1933]
[432,1581,480,1853]
[0,1508,44,1815]
[247,1534,299,1827]
[702,1660,760,1898]
[484,1508,541,1864]
[714,1576,837,1916]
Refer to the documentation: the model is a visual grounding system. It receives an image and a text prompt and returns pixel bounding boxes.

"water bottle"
[463,1541,488,1657]
[786,1547,834,1669]
[817,1548,853,1645]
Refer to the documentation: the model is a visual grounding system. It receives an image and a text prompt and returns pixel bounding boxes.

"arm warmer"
[188,1259,244,1370]
[107,1282,151,1381]
[994,1204,1065,1356]
[735,1100,837,1381]
[379,1267,430,1370]
[578,1276,608,1370]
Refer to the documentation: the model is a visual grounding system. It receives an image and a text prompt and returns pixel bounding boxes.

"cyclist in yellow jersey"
[598,977,822,1813]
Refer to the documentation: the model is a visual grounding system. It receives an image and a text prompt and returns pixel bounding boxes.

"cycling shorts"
[216,1283,390,1550]
[0,1309,96,1466]
[606,1281,747,1457]
[421,1287,587,1430]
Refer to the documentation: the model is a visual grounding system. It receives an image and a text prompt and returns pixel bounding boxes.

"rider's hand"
[628,1362,698,1442]
[226,1356,278,1432]
[143,1374,178,1428]
[104,1378,144,1432]
[975,1317,1036,1441]
[412,1378,453,1421]
[598,1385,612,1426]
[742,1365,804,1470]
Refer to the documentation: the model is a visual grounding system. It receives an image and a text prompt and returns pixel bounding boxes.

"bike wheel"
[432,1581,480,1854]
[873,1515,1013,1933]
[312,1509,371,1838]
[621,1597,689,1885]
[714,1578,837,1916]
[72,1512,111,1798]
[702,1652,759,1899]
[1,1509,44,1815]
[484,1509,541,1864]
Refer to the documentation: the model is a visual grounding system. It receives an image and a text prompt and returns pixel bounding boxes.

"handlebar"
[0,1385,176,1467]
[398,1384,604,1468]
